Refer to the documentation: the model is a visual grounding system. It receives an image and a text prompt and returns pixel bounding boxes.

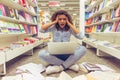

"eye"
[59,18,62,20]
[63,18,66,20]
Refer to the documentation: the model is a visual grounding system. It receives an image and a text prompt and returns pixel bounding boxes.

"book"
[86,71,120,80]
[58,71,72,80]
[0,4,6,16]
[80,62,102,73]
[2,75,22,80]
[112,21,120,32]
[104,23,113,32]
[18,24,25,33]
[72,75,87,80]
[115,4,120,18]
[116,21,120,32]
[111,7,115,19]
[79,62,115,73]
[100,24,107,32]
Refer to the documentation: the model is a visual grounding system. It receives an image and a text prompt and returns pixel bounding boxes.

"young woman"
[38,10,86,74]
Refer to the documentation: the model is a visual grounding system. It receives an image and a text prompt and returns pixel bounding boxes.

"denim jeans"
[38,46,86,69]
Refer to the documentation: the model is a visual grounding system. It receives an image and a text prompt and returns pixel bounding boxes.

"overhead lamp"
[60,3,66,6]
[73,13,77,15]
[48,1,60,7]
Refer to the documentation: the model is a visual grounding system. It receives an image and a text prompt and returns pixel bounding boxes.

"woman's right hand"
[42,16,58,30]
[53,16,58,24]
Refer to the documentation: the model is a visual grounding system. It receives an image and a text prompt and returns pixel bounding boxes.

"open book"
[79,62,115,73]
[86,71,120,80]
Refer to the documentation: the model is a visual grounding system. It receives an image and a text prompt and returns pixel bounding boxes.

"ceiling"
[37,0,80,16]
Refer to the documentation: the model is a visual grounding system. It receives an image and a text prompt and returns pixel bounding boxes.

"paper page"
[2,75,22,80]
[46,77,58,80]
[16,63,45,75]
[87,71,120,80]
[22,73,45,80]
[58,71,72,80]
[96,64,115,72]
[72,75,87,80]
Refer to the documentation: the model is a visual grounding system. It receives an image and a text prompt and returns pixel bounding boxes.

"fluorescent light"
[48,1,60,7]
[73,13,77,15]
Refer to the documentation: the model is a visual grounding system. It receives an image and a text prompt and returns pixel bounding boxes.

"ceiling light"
[73,13,77,15]
[48,1,60,7]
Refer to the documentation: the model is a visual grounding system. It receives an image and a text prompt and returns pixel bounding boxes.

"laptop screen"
[48,42,79,55]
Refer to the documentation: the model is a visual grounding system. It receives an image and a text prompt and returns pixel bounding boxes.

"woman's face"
[57,15,67,28]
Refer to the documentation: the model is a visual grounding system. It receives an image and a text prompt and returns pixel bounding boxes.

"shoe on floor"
[45,65,63,75]
[69,64,79,72]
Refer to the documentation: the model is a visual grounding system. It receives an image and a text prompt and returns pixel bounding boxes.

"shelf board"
[83,39,97,48]
[88,32,120,35]
[5,44,33,62]
[24,8,37,16]
[85,0,103,12]
[0,0,23,11]
[98,44,120,59]
[19,20,37,25]
[85,0,91,6]
[87,7,110,19]
[5,40,43,62]
[0,0,37,16]
[0,33,26,38]
[0,52,5,65]
[26,0,37,7]
[0,16,19,23]
[86,0,120,19]
[85,20,110,27]
[0,16,37,25]
[86,17,120,27]
[33,40,43,48]
[109,17,120,22]
[109,0,120,7]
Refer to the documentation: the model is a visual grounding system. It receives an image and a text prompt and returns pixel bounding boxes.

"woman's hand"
[66,18,72,27]
[53,16,58,24]
[66,17,79,34]
[41,16,58,30]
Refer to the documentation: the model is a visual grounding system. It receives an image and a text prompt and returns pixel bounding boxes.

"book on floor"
[79,62,115,73]
[86,71,120,80]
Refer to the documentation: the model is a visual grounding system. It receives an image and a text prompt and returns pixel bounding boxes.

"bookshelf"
[83,0,120,59]
[0,0,42,75]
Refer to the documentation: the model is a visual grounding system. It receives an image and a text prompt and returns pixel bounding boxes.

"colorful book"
[96,25,102,32]
[115,4,120,18]
[0,4,6,16]
[100,24,107,32]
[116,21,120,32]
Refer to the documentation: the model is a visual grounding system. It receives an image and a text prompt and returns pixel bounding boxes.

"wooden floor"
[0,47,120,79]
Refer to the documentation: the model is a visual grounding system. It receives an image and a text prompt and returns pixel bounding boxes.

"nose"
[61,19,65,22]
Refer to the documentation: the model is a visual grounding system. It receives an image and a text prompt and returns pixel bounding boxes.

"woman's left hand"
[66,18,72,27]
[66,17,79,34]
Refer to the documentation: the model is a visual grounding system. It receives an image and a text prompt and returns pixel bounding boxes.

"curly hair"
[51,10,73,31]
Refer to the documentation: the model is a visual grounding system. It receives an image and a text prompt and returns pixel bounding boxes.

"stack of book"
[79,62,114,73]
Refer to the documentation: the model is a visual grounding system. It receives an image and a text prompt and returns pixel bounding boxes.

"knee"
[75,46,87,54]
[38,50,48,59]
[80,46,87,53]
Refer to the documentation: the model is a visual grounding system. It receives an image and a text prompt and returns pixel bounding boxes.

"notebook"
[47,42,79,55]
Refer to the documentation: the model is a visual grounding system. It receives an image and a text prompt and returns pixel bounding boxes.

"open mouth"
[60,24,65,28]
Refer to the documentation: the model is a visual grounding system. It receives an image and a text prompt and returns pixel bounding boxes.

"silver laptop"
[47,42,79,55]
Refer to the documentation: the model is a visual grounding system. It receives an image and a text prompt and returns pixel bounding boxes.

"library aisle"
[0,0,120,80]
[0,46,120,79]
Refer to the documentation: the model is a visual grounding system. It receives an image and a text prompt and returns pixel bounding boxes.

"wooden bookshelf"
[85,0,103,12]
[83,32,120,59]
[86,17,120,27]
[0,16,37,25]
[0,0,37,16]
[86,0,120,20]
[0,0,43,75]
[97,44,120,59]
